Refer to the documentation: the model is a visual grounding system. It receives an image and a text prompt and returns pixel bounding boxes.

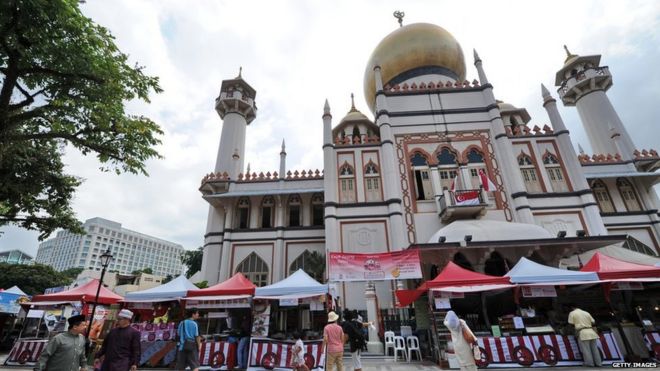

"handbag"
[461,323,481,360]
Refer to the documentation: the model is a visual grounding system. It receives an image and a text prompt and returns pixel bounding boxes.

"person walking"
[94,309,141,371]
[323,311,345,371]
[443,311,478,371]
[341,310,365,371]
[34,314,88,371]
[176,308,202,371]
[568,304,602,367]
[291,331,309,371]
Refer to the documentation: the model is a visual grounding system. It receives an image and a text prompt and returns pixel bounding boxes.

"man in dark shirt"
[95,309,141,371]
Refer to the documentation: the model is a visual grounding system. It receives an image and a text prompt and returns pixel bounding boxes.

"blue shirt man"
[176,309,201,371]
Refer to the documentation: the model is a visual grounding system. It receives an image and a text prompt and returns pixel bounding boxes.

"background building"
[35,217,185,277]
[0,249,34,265]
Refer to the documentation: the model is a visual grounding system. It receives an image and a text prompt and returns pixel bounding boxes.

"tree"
[182,247,202,278]
[303,251,326,283]
[0,263,69,295]
[194,280,208,289]
[0,0,163,239]
[162,274,174,284]
[131,267,153,275]
[60,267,83,282]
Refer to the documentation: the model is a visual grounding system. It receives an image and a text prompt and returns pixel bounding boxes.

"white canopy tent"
[506,257,600,284]
[4,286,27,296]
[559,242,660,269]
[124,275,197,302]
[254,269,327,299]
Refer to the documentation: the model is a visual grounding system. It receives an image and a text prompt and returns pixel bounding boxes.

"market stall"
[123,275,197,368]
[0,286,29,352]
[4,280,122,367]
[580,252,660,360]
[184,272,257,370]
[248,269,328,371]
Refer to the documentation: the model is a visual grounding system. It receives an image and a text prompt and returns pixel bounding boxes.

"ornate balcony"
[437,188,489,222]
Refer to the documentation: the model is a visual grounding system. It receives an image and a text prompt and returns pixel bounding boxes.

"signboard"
[44,286,67,295]
[521,285,557,298]
[279,298,298,306]
[187,298,251,309]
[251,303,270,337]
[434,298,451,309]
[513,316,525,329]
[438,291,465,299]
[0,292,26,314]
[611,282,643,291]
[328,250,422,282]
[27,309,45,318]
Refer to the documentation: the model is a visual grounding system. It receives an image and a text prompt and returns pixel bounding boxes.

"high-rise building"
[35,217,185,277]
[0,249,34,265]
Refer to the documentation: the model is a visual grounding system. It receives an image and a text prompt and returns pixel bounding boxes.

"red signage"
[328,250,422,282]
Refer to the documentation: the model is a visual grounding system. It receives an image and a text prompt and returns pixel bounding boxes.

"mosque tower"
[554,47,635,159]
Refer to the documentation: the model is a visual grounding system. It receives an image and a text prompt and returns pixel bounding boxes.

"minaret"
[214,68,257,178]
[554,46,634,160]
[473,49,489,85]
[279,139,286,179]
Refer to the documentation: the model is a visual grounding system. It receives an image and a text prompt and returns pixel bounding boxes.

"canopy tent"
[506,257,599,284]
[124,275,197,302]
[4,286,27,296]
[559,242,660,269]
[30,279,123,305]
[186,272,256,298]
[580,252,660,280]
[396,262,511,307]
[254,269,327,299]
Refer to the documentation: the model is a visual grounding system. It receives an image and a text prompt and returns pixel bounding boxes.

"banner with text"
[328,250,422,282]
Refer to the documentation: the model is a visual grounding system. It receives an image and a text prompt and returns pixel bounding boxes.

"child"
[291,332,310,371]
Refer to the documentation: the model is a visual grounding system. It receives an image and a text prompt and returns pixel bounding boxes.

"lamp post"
[85,248,113,342]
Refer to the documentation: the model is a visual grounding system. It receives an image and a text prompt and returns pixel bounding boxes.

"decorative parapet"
[334,135,381,146]
[633,149,659,160]
[578,153,623,164]
[201,171,230,183]
[237,169,324,182]
[506,124,555,137]
[384,79,481,93]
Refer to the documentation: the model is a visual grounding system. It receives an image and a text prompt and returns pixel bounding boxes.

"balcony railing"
[437,188,489,222]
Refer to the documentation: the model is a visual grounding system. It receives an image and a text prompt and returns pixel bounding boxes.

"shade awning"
[186,272,256,297]
[124,275,198,302]
[506,257,599,283]
[31,279,122,305]
[254,270,327,298]
[580,252,660,279]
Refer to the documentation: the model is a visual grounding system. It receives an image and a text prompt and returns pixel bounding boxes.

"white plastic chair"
[384,331,395,356]
[406,335,422,362]
[400,325,413,338]
[393,336,408,362]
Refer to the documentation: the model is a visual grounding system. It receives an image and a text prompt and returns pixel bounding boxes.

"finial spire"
[281,139,286,152]
[350,93,356,111]
[393,10,405,27]
[473,49,481,64]
[578,143,585,155]
[238,66,242,78]
[563,45,577,62]
[324,99,331,114]
[541,83,551,98]
[246,162,251,174]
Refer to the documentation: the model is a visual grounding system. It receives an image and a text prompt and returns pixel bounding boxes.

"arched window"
[591,179,615,213]
[452,253,474,271]
[466,148,486,189]
[235,252,269,287]
[352,126,361,141]
[339,162,356,203]
[437,148,459,191]
[364,161,382,202]
[518,153,542,193]
[311,193,324,226]
[616,178,641,211]
[260,196,274,228]
[543,152,568,192]
[289,250,325,282]
[235,197,250,229]
[410,152,433,201]
[288,194,302,226]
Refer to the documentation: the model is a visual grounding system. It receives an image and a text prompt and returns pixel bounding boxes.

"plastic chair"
[400,325,413,338]
[384,331,395,356]
[394,336,408,361]
[406,336,422,362]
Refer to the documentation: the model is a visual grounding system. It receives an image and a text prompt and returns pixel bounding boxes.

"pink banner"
[328,250,422,282]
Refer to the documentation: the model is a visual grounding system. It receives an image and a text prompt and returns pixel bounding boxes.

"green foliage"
[162,274,174,284]
[194,280,208,289]
[0,263,69,295]
[131,267,153,275]
[182,247,202,278]
[303,251,326,283]
[60,267,83,281]
[0,0,163,239]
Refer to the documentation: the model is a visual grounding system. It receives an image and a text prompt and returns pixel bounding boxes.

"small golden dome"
[363,23,466,113]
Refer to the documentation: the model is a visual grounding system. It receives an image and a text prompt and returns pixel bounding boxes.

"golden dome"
[363,22,466,113]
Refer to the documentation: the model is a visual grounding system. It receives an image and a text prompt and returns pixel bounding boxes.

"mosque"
[198,17,660,318]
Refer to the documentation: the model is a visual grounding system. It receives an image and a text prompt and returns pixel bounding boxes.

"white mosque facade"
[198,21,660,312]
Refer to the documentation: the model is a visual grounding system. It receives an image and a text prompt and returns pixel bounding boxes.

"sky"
[1,0,659,257]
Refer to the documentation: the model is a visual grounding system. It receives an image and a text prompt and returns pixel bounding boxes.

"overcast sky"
[1,0,659,256]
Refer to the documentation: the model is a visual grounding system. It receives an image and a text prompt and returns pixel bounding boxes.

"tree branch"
[20,66,106,84]
[6,130,127,163]
[8,83,44,111]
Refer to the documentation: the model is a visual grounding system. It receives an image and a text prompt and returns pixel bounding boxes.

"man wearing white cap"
[95,309,141,371]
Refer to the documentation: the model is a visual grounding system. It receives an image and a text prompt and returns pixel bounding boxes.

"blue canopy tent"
[506,257,600,284]
[254,269,327,299]
[124,275,197,302]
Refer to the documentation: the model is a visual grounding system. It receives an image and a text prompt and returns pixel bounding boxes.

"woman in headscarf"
[443,311,478,371]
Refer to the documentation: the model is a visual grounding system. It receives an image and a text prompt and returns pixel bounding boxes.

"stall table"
[4,339,48,366]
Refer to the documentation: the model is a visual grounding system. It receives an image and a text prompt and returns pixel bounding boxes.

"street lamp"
[85,248,113,343]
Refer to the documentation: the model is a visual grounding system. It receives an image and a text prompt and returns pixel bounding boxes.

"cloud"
[2,0,659,257]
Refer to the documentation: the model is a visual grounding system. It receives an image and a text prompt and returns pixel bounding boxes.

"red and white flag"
[454,190,480,205]
[450,174,458,192]
[478,169,497,191]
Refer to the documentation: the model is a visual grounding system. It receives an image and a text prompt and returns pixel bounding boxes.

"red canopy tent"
[30,279,123,305]
[580,252,660,280]
[186,272,256,298]
[396,262,511,307]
